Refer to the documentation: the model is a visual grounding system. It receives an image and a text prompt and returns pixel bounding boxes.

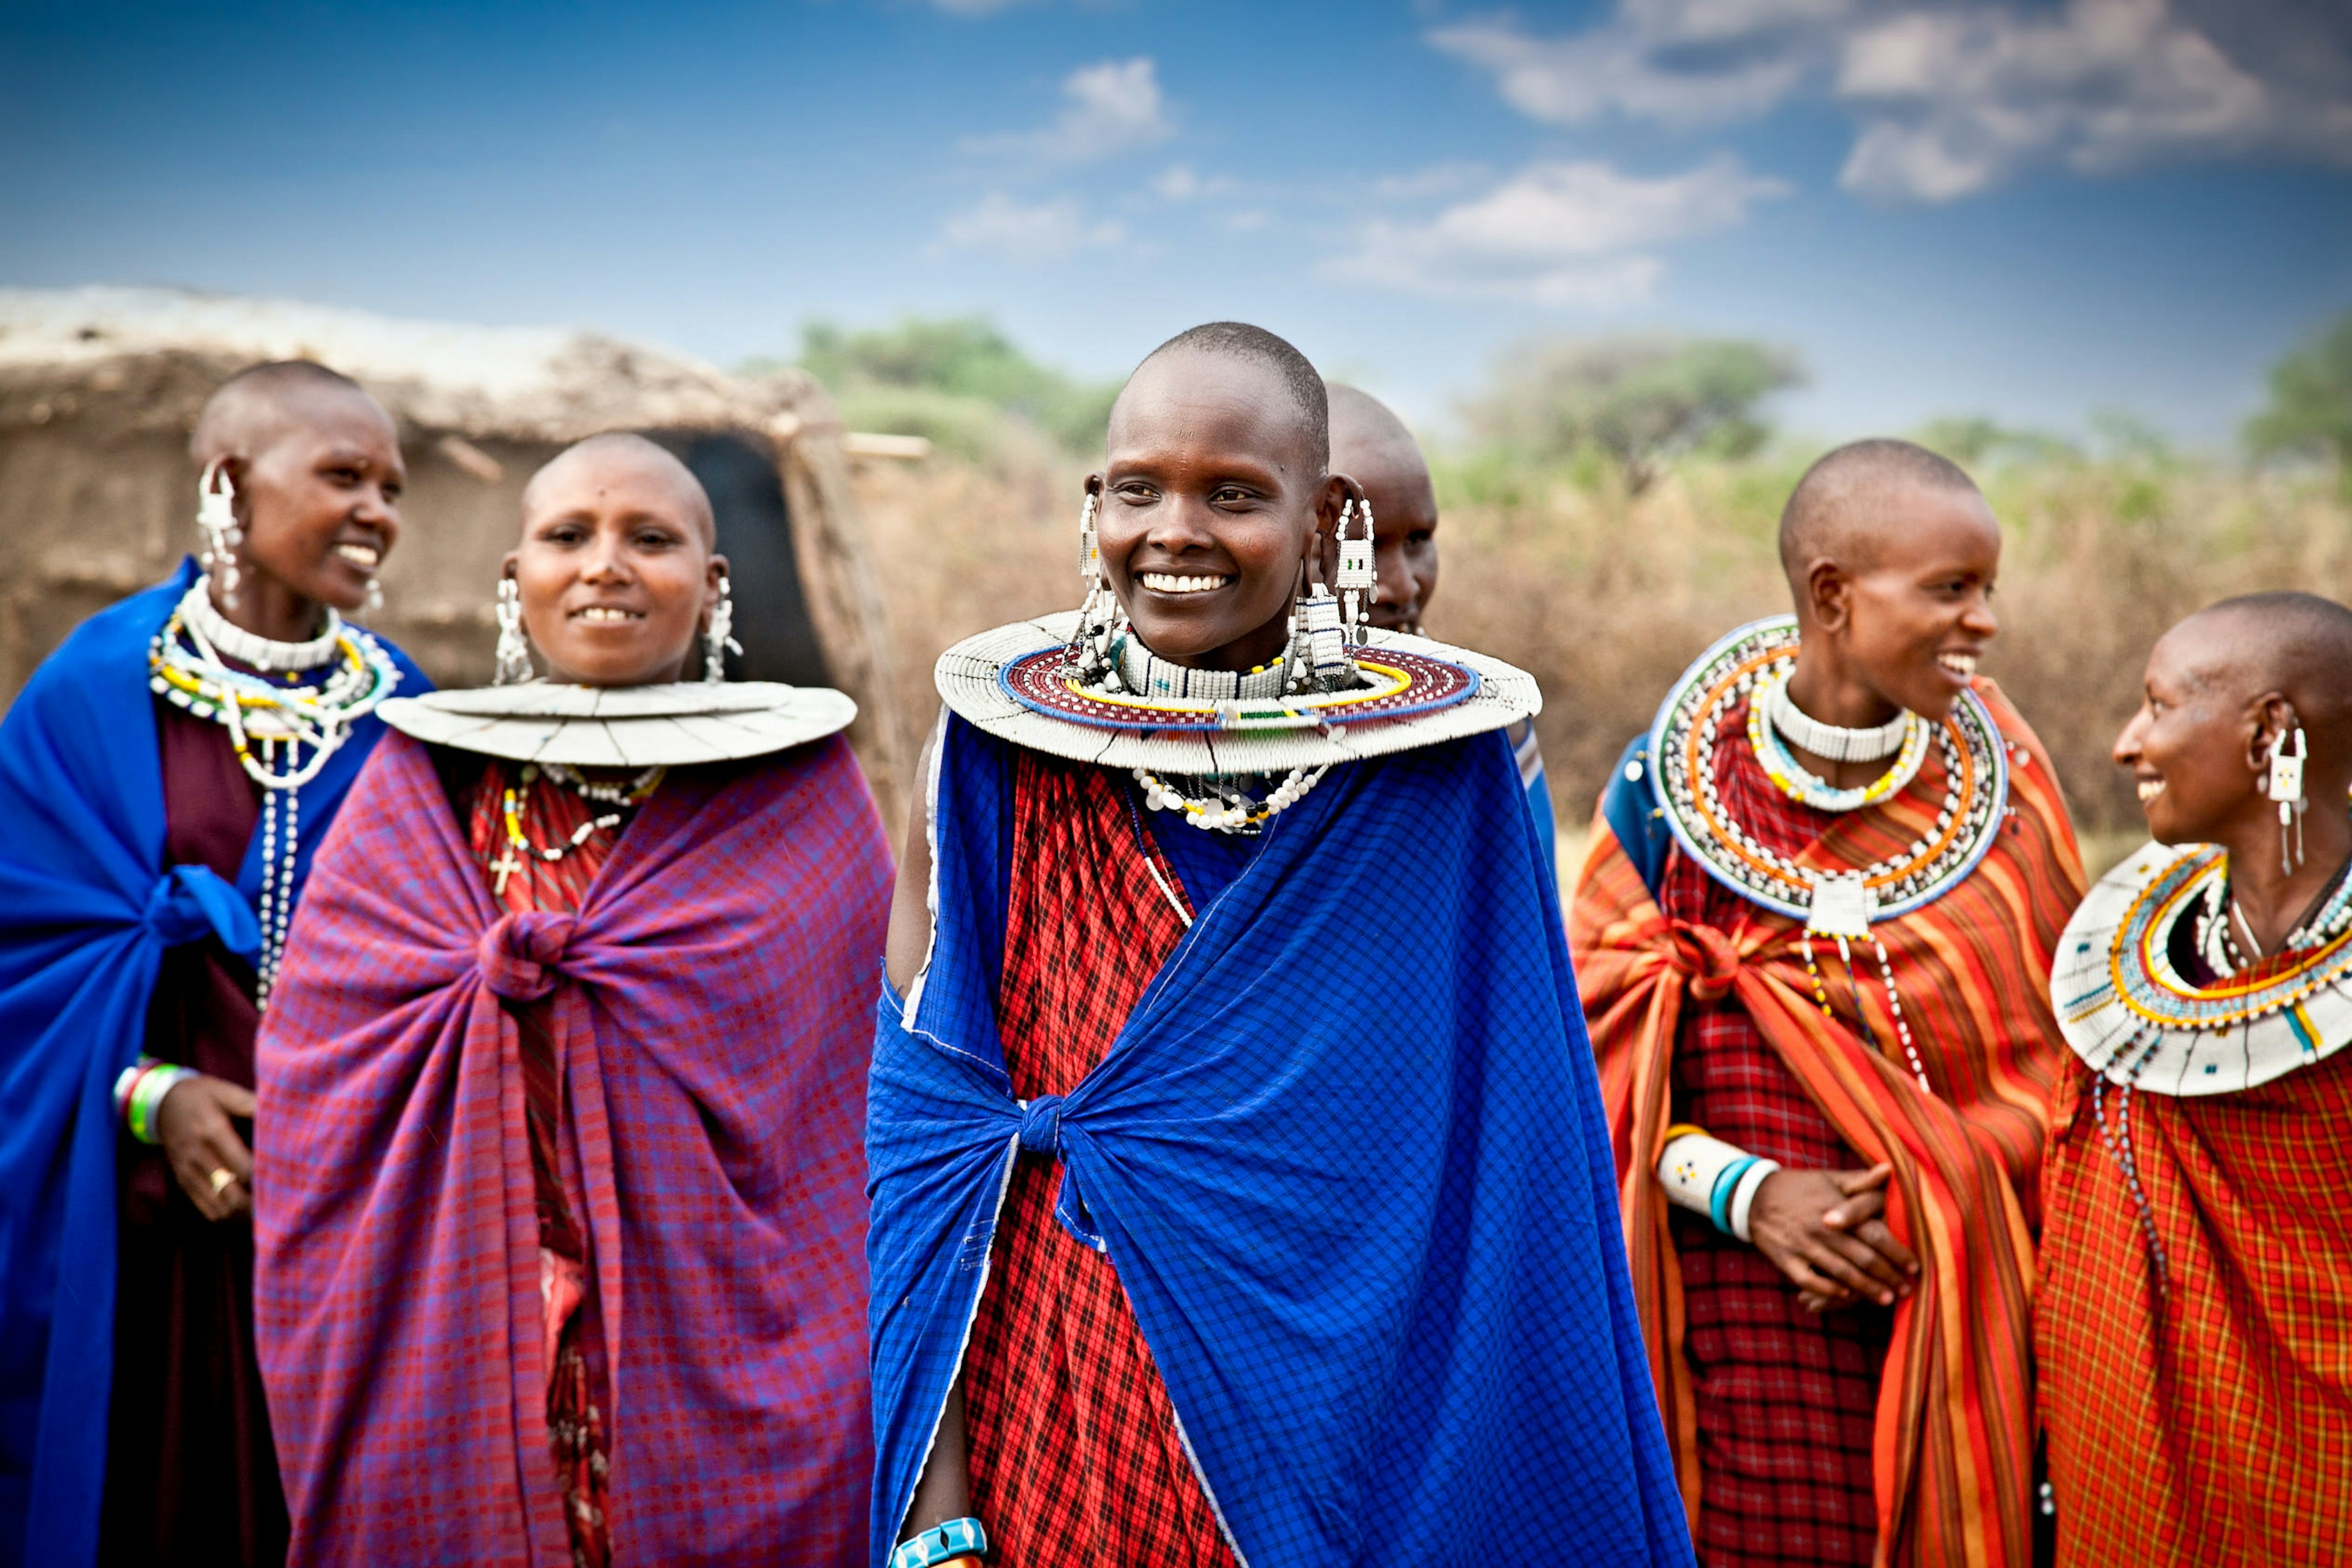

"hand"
[1747,1164,1918,1310]
[154,1074,255,1221]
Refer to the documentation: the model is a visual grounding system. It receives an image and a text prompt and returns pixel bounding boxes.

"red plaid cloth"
[255,733,889,1567]
[1661,764,1891,1568]
[960,751,1240,1568]
[466,760,619,1568]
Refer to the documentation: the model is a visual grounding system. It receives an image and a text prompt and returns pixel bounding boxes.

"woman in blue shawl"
[867,323,1691,1568]
[0,362,425,1568]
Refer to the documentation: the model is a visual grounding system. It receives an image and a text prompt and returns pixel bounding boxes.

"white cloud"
[935,192,1126,262]
[1324,156,1785,305]
[964,58,1174,164]
[1433,0,2352,202]
[1151,163,1237,201]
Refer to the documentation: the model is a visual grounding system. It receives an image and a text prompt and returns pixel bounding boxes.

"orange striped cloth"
[1569,679,2084,1568]
[2038,1042,2352,1566]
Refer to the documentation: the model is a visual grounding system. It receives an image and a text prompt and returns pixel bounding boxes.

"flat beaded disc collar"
[2053,840,2352,1095]
[1648,615,2010,933]
[933,610,1539,777]
[379,680,857,766]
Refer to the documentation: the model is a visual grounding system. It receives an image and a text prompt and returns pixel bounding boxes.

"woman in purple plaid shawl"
[253,437,892,1567]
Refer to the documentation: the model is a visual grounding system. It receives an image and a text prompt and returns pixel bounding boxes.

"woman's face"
[507,446,722,687]
[2113,623,2275,846]
[230,394,405,613]
[1095,350,1337,673]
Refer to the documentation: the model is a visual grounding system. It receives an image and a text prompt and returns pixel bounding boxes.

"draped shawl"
[1570,679,2082,1568]
[867,715,1694,1568]
[0,560,422,1568]
[253,730,890,1567]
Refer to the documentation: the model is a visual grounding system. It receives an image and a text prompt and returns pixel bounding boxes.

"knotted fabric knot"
[1017,1095,1065,1158]
[1667,919,1741,1002]
[477,910,579,1002]
[144,864,260,958]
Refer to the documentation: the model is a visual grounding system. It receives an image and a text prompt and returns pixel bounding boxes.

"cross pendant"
[490,850,524,895]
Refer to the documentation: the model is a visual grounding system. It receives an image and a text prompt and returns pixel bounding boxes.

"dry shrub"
[851,449,2352,850]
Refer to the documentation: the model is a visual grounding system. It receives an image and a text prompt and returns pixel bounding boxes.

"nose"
[1141,494,1217,555]
[2113,706,2149,767]
[1961,593,1997,641]
[579,533,633,582]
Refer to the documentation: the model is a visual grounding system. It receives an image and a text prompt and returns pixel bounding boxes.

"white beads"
[1134,762,1330,835]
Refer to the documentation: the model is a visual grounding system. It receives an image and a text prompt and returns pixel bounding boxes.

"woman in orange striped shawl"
[1570,441,2084,1568]
[2040,595,2352,1567]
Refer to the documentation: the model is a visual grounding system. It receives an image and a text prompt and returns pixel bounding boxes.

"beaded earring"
[492,575,534,685]
[197,459,244,609]
[704,574,742,684]
[1065,480,1129,689]
[1333,494,1377,642]
[2267,721,2308,876]
[1287,495,1357,693]
[364,578,385,616]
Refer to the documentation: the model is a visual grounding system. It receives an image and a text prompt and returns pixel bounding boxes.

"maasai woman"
[869,323,1691,1568]
[2040,593,2352,1567]
[252,433,888,1567]
[0,361,423,1568]
[1572,440,2084,1568]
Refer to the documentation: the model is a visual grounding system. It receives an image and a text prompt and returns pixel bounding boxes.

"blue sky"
[4,0,2349,443]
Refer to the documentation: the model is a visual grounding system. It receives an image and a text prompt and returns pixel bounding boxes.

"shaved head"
[1125,321,1328,473]
[1328,385,1423,479]
[190,360,393,466]
[2167,593,2352,734]
[1779,438,1983,586]
[522,432,714,545]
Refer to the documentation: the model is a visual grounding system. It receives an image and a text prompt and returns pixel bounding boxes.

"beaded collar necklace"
[146,576,404,1006]
[1762,674,1912,763]
[1649,616,2008,938]
[1114,638,1289,704]
[1747,667,1932,814]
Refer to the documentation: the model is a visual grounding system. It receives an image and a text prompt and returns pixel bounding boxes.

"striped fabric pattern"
[254,732,891,1567]
[1570,679,2085,1568]
[2038,1047,2352,1565]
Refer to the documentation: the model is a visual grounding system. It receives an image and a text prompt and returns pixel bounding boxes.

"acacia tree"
[2247,311,2352,497]
[1464,335,1804,493]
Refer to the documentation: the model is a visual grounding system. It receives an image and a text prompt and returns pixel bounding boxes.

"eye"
[380,482,402,502]
[1408,529,1433,545]
[1209,484,1254,507]
[1110,480,1156,503]
[633,527,678,550]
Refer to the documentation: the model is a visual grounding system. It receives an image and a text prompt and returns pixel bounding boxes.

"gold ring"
[209,1168,235,1196]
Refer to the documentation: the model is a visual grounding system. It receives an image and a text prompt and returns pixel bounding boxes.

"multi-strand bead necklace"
[147,579,402,1006]
[490,762,665,894]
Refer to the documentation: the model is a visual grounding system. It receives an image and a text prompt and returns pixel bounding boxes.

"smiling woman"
[249,432,892,1567]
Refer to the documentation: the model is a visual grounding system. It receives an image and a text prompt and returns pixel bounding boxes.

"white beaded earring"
[704,574,741,684]
[1066,481,1128,688]
[197,459,244,609]
[364,577,385,616]
[1334,494,1377,641]
[493,575,534,685]
[2267,722,2308,875]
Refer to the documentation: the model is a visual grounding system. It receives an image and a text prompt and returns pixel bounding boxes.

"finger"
[1832,1164,1893,1196]
[203,1121,255,1183]
[1823,1189,1887,1231]
[216,1181,254,1221]
[213,1080,258,1120]
[1769,1248,1852,1302]
[1796,1289,1836,1314]
[1804,1236,1894,1303]
[171,1153,230,1222]
[1824,1229,1909,1297]
[1852,1219,1920,1276]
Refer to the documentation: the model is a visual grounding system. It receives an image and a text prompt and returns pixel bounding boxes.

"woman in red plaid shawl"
[2040,595,2352,1567]
[1571,440,2084,1568]
[253,436,892,1567]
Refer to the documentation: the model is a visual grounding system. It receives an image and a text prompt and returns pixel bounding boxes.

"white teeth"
[1938,652,1978,677]
[1140,572,1231,595]
[575,606,639,622]
[2138,778,2165,804]
[334,543,379,570]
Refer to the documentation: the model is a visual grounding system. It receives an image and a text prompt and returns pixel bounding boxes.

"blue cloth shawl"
[866,714,1694,1568]
[0,560,425,1568]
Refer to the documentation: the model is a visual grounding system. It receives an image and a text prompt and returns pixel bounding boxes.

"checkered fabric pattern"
[1661,753,1890,1568]
[867,715,1695,1568]
[1572,679,2086,1568]
[254,731,891,1567]
[2039,1046,2352,1566]
[959,752,1238,1567]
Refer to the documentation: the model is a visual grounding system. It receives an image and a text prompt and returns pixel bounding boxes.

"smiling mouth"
[1139,571,1234,596]
[2137,777,2166,805]
[571,605,643,623]
[334,543,380,571]
[1937,651,1978,679]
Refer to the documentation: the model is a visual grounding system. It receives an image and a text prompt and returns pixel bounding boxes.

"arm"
[884,729,937,998]
[1658,1128,1916,1310]
[899,1385,974,1547]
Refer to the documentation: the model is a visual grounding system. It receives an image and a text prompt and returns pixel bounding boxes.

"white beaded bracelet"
[1657,1129,1782,1243]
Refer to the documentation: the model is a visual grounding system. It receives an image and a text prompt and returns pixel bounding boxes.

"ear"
[1307,472,1358,565]
[1805,558,1852,634]
[2247,693,2297,777]
[499,550,519,581]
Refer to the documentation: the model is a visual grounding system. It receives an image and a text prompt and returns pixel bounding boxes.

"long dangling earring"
[1289,499,1354,693]
[198,459,244,609]
[1066,481,1127,687]
[704,574,741,684]
[1333,494,1377,643]
[365,577,385,616]
[493,575,535,685]
[2267,722,2309,875]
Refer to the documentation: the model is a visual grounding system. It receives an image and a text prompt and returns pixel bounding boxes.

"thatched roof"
[0,285,836,441]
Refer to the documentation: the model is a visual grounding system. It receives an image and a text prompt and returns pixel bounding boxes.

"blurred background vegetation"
[791,310,2352,867]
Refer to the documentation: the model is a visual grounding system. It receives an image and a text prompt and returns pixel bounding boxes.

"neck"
[1781,643,1904,791]
[2219,790,2352,957]
[213,572,328,645]
[1128,607,1290,674]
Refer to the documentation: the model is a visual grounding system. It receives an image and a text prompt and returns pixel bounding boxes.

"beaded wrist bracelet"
[113,1057,196,1147]
[1657,1126,1782,1244]
[891,1517,987,1568]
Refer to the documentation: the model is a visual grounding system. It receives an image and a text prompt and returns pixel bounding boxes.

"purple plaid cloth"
[253,731,891,1567]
